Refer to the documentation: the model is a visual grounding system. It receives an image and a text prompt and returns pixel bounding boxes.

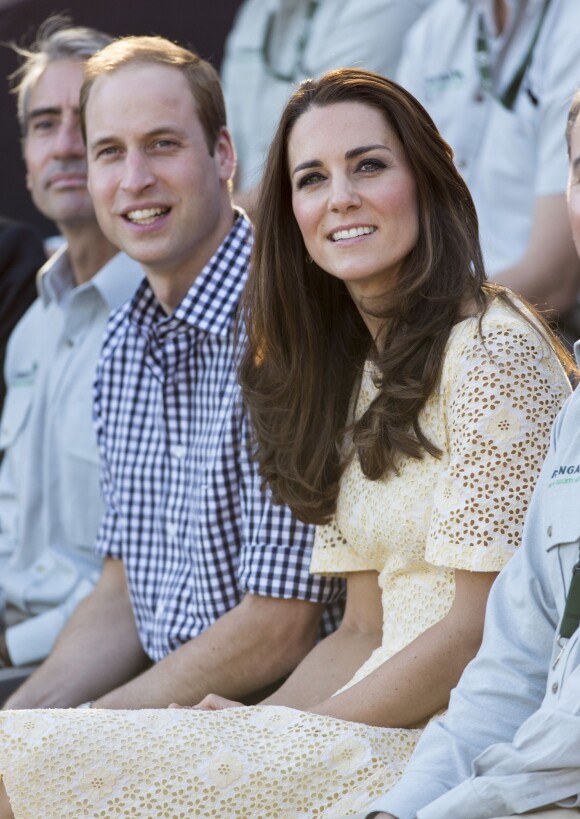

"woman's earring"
[305,252,313,264]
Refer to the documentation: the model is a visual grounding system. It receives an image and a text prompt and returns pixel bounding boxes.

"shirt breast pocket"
[546,516,580,615]
[0,386,33,558]
[0,384,33,453]
[61,398,104,552]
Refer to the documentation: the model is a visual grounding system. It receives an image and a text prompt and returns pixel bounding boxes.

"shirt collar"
[127,209,253,338]
[39,246,143,311]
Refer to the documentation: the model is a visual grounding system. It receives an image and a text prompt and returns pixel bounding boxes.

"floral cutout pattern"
[0,299,571,817]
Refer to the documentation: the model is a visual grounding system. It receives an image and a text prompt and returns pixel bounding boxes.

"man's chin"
[43,197,96,227]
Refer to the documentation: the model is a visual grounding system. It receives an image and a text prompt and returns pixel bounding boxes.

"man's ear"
[214,126,237,184]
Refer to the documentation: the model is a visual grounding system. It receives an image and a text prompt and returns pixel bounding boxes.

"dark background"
[0,0,242,237]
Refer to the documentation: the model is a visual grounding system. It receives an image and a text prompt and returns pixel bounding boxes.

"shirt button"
[170,444,186,460]
[456,159,467,170]
[36,564,47,575]
[166,521,178,540]
[474,90,485,102]
[552,681,559,694]
[65,339,74,348]
[547,525,553,537]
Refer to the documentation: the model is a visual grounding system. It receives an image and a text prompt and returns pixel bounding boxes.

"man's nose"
[53,121,85,159]
[120,150,156,194]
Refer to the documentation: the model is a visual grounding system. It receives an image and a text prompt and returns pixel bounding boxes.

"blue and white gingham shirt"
[94,212,342,660]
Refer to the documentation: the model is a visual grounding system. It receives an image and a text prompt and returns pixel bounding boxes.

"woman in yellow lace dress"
[0,67,573,818]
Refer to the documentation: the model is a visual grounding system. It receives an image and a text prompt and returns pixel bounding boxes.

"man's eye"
[30,119,54,133]
[97,146,119,159]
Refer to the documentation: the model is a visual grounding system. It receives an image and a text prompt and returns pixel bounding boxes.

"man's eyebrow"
[88,126,187,151]
[27,106,62,120]
[291,144,392,176]
[88,135,116,152]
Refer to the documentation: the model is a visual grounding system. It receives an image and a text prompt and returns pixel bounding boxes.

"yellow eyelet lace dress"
[0,300,571,818]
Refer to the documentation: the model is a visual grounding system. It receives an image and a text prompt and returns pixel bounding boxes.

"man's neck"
[148,206,237,315]
[148,263,207,316]
[59,221,118,286]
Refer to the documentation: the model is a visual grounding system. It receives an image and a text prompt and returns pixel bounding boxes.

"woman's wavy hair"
[239,67,563,525]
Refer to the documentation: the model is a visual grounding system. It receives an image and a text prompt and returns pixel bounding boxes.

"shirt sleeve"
[236,409,344,605]
[92,357,123,560]
[310,517,373,576]
[425,305,570,572]
[5,577,97,666]
[415,665,580,819]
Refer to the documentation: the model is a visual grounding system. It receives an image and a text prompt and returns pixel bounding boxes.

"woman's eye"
[296,172,324,189]
[358,158,386,173]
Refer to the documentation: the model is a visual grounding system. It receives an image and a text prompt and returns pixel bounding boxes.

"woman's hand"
[168,693,244,710]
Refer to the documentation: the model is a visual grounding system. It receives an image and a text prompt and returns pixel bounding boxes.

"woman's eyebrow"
[291,159,323,176]
[291,144,391,176]
[344,143,390,160]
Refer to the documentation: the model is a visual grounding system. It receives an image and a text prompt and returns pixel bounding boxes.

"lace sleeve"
[426,304,571,571]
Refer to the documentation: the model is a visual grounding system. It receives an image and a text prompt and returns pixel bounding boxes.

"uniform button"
[552,681,559,694]
[547,525,553,537]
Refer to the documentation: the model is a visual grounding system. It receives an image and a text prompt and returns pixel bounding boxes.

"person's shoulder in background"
[0,216,47,412]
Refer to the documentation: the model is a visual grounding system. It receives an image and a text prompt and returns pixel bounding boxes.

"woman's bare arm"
[309,569,497,727]
[0,780,14,819]
[263,571,383,709]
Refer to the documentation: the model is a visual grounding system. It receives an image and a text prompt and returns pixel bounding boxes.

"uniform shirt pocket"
[60,396,104,552]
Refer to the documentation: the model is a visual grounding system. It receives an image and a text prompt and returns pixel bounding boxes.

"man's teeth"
[126,207,168,225]
[331,226,376,241]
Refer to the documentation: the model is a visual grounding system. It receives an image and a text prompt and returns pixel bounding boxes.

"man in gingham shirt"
[5,35,342,710]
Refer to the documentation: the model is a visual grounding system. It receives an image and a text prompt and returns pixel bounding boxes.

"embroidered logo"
[9,363,37,388]
[549,464,580,487]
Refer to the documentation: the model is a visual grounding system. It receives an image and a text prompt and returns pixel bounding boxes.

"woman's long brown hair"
[239,67,571,525]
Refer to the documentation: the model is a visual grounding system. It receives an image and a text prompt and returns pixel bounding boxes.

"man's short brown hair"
[80,35,226,154]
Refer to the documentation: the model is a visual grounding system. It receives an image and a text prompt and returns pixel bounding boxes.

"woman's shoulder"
[438,293,571,406]
[445,294,560,364]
